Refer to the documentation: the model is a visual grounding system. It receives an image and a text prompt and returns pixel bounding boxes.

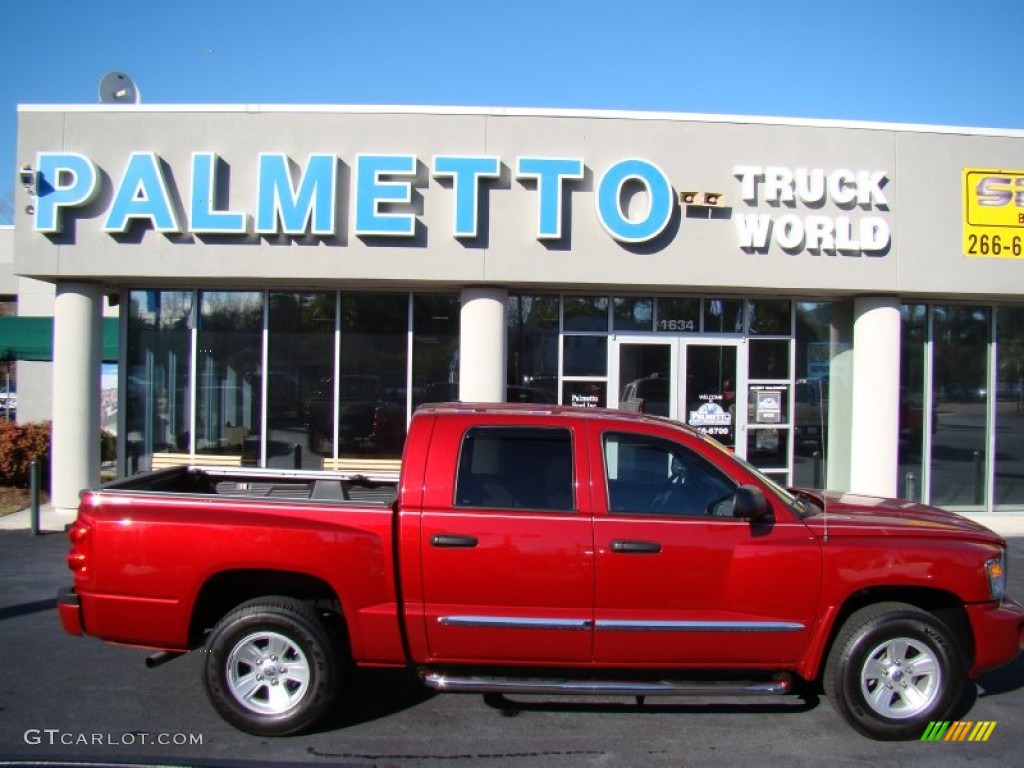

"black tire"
[823,602,966,740]
[202,596,339,736]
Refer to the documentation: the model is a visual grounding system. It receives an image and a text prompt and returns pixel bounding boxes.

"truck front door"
[591,427,821,666]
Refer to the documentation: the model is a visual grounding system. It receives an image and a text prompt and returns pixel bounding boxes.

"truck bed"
[97,465,399,505]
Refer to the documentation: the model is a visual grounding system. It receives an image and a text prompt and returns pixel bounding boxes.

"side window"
[603,432,735,517]
[455,427,574,512]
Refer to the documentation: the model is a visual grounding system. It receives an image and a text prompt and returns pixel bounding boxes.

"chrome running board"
[419,669,792,697]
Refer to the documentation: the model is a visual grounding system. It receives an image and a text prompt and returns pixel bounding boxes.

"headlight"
[985,552,1007,601]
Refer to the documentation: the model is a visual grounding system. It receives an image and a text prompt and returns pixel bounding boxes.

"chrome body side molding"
[437,616,593,631]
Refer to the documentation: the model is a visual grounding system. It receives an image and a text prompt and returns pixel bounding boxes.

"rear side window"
[455,427,574,511]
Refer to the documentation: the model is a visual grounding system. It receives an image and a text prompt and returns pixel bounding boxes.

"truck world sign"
[30,152,891,255]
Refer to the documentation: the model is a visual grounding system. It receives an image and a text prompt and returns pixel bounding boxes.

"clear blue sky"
[2,0,1023,217]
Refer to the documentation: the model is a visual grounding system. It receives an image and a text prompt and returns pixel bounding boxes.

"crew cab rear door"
[416,415,594,664]
[591,425,821,666]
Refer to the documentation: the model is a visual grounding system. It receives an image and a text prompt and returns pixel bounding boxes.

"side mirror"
[733,485,773,523]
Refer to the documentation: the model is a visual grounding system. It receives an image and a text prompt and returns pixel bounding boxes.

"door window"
[454,426,574,511]
[602,432,735,517]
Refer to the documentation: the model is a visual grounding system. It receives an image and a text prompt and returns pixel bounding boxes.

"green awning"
[0,317,119,363]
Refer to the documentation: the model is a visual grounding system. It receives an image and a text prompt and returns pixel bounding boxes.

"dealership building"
[8,104,1024,514]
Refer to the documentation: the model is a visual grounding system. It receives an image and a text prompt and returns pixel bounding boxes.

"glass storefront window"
[793,301,853,490]
[507,295,559,403]
[655,297,700,333]
[563,336,607,377]
[125,290,193,472]
[703,298,744,334]
[563,296,609,332]
[748,339,790,380]
[342,294,410,458]
[195,291,263,463]
[412,294,460,410]
[995,307,1024,508]
[613,297,653,331]
[563,380,606,408]
[898,305,927,500]
[267,293,335,469]
[747,428,790,472]
[747,300,792,335]
[930,306,990,508]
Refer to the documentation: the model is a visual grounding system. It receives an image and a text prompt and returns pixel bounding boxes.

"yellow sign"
[963,168,1024,258]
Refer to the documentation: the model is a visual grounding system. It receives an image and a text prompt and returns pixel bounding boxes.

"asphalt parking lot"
[0,527,1022,767]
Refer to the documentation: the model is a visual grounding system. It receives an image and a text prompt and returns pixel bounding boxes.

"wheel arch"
[805,587,973,684]
[189,569,346,649]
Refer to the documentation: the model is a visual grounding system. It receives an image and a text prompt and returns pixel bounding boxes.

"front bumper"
[57,586,83,636]
[967,597,1024,674]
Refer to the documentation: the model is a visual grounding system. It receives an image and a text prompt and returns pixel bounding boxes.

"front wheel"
[823,602,967,740]
[203,597,339,735]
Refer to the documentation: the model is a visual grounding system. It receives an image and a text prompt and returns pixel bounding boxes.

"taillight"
[66,519,91,576]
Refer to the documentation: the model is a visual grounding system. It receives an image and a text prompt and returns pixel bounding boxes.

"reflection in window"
[602,432,734,517]
[655,297,700,333]
[995,307,1024,508]
[412,294,460,410]
[455,427,573,511]
[747,300,792,335]
[126,291,193,472]
[195,291,263,463]
[563,296,609,332]
[898,305,927,500]
[793,301,853,490]
[930,306,990,508]
[613,297,653,331]
[268,293,335,469]
[563,336,607,376]
[748,339,790,379]
[507,295,559,403]
[341,294,410,458]
[746,429,789,472]
[703,298,744,334]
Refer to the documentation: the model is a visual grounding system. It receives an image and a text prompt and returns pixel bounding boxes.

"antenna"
[818,377,829,542]
[98,71,141,104]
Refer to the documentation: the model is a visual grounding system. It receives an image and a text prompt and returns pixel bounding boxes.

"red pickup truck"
[58,403,1023,741]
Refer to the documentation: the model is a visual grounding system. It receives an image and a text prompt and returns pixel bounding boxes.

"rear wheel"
[203,597,339,735]
[824,602,966,740]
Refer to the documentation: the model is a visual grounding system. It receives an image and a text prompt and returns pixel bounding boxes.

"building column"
[52,282,102,512]
[849,296,901,498]
[459,287,507,402]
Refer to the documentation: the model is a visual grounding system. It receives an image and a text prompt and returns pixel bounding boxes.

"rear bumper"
[56,586,83,636]
[967,597,1024,674]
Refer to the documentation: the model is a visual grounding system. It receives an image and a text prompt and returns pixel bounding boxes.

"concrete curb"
[0,504,76,533]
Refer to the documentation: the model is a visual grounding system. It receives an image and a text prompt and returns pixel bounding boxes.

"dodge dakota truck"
[57,403,1024,740]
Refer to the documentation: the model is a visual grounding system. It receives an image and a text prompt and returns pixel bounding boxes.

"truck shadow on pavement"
[0,597,57,621]
[318,668,436,731]
[481,691,822,717]
[978,654,1024,696]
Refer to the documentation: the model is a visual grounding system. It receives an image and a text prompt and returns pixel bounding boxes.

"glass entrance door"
[612,340,674,417]
[611,338,746,457]
[682,341,744,454]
